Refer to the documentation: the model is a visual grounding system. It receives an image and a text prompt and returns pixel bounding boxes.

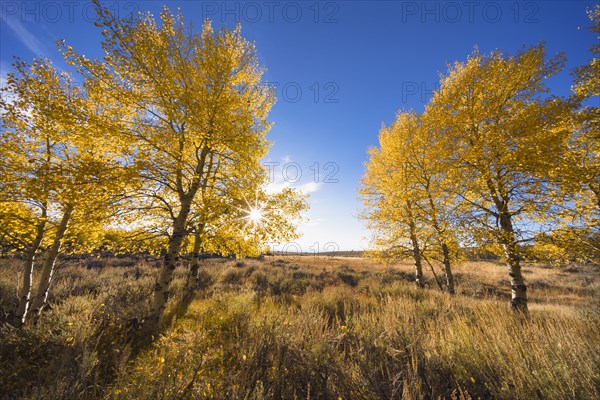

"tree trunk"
[149,201,192,328]
[14,215,46,325]
[441,242,455,294]
[499,212,528,313]
[408,221,424,289]
[425,192,454,294]
[422,253,444,291]
[187,230,203,292]
[29,204,73,318]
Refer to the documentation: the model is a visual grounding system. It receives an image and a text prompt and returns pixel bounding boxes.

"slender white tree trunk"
[405,202,424,289]
[29,204,73,318]
[499,212,528,312]
[486,177,528,313]
[15,215,46,325]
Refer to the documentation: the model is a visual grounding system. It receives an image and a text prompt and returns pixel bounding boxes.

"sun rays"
[233,190,270,231]
[247,207,264,224]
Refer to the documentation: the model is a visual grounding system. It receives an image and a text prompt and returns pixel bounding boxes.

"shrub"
[221,269,244,285]
[337,271,359,287]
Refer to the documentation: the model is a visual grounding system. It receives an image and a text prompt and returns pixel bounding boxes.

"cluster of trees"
[0,2,307,327]
[361,6,599,312]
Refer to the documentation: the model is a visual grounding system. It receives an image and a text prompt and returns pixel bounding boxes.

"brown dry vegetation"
[0,256,599,399]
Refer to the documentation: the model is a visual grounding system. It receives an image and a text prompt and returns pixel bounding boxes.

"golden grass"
[1,256,598,399]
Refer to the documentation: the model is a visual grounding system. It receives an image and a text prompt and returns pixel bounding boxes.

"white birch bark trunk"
[405,201,424,289]
[499,212,528,312]
[15,214,46,325]
[29,203,73,318]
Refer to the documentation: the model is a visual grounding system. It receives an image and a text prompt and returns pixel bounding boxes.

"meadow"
[1,2,598,400]
[1,255,598,399]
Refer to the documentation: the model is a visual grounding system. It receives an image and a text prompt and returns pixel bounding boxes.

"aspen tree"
[64,2,281,327]
[429,46,571,311]
[1,58,131,323]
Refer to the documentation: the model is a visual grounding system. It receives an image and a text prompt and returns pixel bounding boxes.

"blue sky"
[1,1,597,251]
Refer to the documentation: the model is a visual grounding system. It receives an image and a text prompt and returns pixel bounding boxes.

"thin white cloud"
[266,178,323,195]
[1,15,46,56]
[266,179,291,194]
[297,181,322,194]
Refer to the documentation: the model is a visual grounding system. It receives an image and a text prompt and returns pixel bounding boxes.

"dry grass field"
[1,256,599,399]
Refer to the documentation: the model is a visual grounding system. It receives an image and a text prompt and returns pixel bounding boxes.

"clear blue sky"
[1,1,597,251]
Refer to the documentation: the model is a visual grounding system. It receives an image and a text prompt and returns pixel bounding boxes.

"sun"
[235,191,269,229]
[248,207,264,224]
